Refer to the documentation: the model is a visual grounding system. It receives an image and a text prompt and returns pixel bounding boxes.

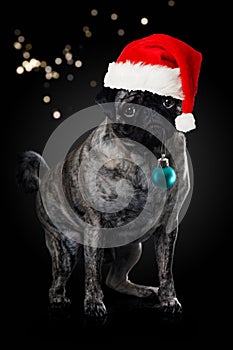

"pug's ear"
[95,87,118,121]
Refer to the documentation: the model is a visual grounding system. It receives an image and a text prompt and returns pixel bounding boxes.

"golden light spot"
[55,57,62,65]
[40,61,47,68]
[25,43,32,51]
[75,60,82,68]
[25,63,33,72]
[22,60,29,67]
[45,72,52,80]
[52,71,60,79]
[168,0,175,6]
[14,29,21,36]
[18,36,25,43]
[30,58,40,68]
[53,110,61,119]
[90,80,97,87]
[111,13,118,20]
[83,26,89,32]
[43,95,51,103]
[23,51,30,59]
[65,52,72,61]
[16,66,24,74]
[117,29,125,36]
[14,42,22,50]
[85,30,92,38]
[141,17,148,25]
[91,9,98,16]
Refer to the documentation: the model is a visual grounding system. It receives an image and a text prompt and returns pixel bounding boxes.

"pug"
[17,33,202,318]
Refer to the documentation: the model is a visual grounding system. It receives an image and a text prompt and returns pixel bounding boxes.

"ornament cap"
[158,154,169,168]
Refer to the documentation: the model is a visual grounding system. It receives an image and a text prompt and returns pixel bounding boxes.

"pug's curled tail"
[16,151,49,193]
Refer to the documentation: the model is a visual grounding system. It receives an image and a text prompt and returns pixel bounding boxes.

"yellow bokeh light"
[55,57,62,65]
[30,58,40,68]
[18,36,25,43]
[75,60,82,68]
[40,61,47,68]
[65,52,72,61]
[16,66,24,74]
[91,9,98,16]
[25,43,32,51]
[14,42,22,50]
[43,95,51,103]
[168,0,175,6]
[83,26,89,32]
[111,13,118,20]
[141,17,148,25]
[23,51,30,59]
[85,31,92,38]
[52,71,60,79]
[45,72,52,80]
[22,60,29,67]
[53,110,61,119]
[25,63,33,72]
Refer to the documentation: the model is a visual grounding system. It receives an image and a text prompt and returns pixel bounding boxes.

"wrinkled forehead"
[115,90,148,104]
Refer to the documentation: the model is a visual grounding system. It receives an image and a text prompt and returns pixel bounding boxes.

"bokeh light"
[65,52,72,61]
[111,13,118,20]
[18,36,25,43]
[23,51,30,59]
[55,57,62,65]
[168,0,175,6]
[25,43,32,51]
[52,110,61,119]
[85,31,92,38]
[43,95,51,103]
[67,74,74,81]
[90,80,97,87]
[40,61,47,68]
[91,9,98,16]
[45,72,52,80]
[75,60,82,68]
[16,66,24,74]
[14,29,21,36]
[117,29,125,36]
[52,71,60,79]
[45,65,52,73]
[141,17,148,25]
[14,42,22,50]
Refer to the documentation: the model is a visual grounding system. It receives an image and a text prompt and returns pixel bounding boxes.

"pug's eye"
[162,97,175,109]
[123,105,136,118]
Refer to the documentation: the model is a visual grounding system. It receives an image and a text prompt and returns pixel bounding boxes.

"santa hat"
[104,34,202,132]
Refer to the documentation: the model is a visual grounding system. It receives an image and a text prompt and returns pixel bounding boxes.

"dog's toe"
[159,297,182,315]
[84,298,107,319]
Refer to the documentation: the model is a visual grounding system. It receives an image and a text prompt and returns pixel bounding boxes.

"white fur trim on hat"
[175,113,196,132]
[104,61,184,100]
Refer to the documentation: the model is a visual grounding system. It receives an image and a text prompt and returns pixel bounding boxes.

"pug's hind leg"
[106,242,158,298]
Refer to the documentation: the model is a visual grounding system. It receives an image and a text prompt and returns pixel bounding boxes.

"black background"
[3,0,231,347]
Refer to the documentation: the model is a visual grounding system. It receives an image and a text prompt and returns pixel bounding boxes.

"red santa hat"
[104,34,202,132]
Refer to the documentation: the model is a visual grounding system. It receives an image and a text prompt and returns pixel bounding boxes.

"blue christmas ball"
[152,166,176,189]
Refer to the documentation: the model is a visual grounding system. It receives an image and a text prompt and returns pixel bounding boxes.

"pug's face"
[96,88,182,152]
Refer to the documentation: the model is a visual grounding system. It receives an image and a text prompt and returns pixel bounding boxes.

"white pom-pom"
[175,113,196,132]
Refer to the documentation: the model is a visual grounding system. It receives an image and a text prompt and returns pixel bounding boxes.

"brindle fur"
[17,89,190,317]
